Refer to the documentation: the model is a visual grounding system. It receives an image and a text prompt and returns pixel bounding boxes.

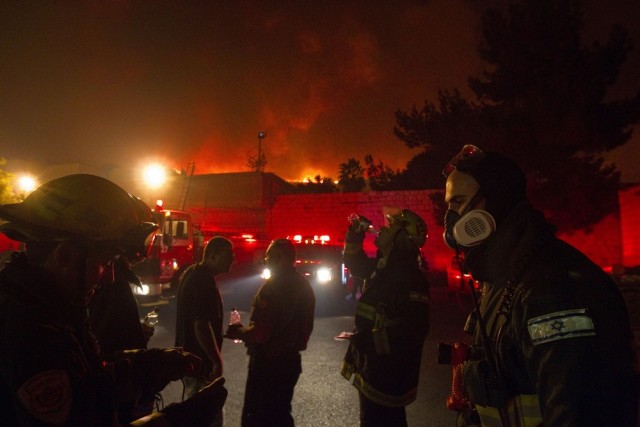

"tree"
[0,158,17,204]
[394,0,640,231]
[293,175,337,194]
[247,152,267,173]
[338,158,366,192]
[364,154,401,191]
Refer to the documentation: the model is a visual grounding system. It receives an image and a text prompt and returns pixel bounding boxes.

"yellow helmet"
[387,209,428,249]
[0,174,157,249]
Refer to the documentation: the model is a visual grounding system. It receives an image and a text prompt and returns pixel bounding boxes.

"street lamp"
[17,175,37,194]
[257,131,267,172]
[143,163,167,189]
[15,175,37,201]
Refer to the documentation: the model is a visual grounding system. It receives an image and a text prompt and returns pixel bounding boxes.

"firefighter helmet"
[0,174,157,248]
[387,209,428,248]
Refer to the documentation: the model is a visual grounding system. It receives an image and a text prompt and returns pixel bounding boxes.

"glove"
[161,377,228,427]
[344,229,365,255]
[141,323,155,343]
[127,348,202,395]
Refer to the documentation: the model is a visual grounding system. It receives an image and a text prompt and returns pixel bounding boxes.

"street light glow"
[17,175,37,194]
[143,164,167,189]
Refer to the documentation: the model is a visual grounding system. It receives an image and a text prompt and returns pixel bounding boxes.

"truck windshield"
[165,219,189,239]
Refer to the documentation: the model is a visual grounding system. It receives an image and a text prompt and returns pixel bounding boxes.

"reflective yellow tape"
[409,291,429,305]
[475,394,542,427]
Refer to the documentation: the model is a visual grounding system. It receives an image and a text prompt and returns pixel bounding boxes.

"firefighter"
[0,174,227,426]
[443,145,639,426]
[340,209,430,427]
[88,196,159,423]
[225,238,315,427]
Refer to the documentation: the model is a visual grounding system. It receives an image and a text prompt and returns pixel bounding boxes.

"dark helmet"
[0,174,158,254]
[118,196,159,261]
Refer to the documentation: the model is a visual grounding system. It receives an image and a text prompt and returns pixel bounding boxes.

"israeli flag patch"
[527,309,595,345]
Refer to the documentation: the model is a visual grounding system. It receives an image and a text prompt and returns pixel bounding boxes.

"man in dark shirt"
[226,238,315,427]
[175,236,234,426]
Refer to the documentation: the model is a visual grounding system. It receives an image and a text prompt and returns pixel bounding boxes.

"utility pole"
[257,131,267,172]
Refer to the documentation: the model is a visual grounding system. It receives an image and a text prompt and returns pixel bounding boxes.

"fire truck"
[130,202,270,303]
[0,233,22,271]
[131,206,197,302]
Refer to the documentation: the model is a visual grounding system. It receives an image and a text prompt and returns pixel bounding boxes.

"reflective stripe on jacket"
[475,394,542,427]
[340,245,430,408]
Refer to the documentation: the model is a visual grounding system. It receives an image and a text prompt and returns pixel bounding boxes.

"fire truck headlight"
[262,268,271,280]
[134,284,151,296]
[316,267,332,283]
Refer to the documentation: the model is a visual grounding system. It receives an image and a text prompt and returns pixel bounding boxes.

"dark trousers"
[359,392,407,427]
[242,353,302,427]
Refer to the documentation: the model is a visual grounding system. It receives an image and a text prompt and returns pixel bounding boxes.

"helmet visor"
[442,145,485,178]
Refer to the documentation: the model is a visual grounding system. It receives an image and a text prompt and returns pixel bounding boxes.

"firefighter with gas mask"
[443,145,639,426]
[340,209,430,427]
[0,174,227,426]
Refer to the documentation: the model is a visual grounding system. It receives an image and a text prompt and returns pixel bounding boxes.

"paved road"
[139,271,472,427]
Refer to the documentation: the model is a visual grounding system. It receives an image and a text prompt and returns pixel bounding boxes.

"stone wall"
[267,189,625,274]
[268,190,464,274]
[619,185,640,266]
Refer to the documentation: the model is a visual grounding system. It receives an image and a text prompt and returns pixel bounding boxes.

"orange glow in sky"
[0,1,638,183]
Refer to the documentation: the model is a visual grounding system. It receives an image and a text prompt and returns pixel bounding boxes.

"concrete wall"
[619,185,640,266]
[557,212,622,270]
[268,190,626,274]
[268,190,459,275]
[177,173,637,272]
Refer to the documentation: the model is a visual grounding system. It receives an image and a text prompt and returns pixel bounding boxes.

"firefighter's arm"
[226,317,273,345]
[343,227,376,279]
[516,285,590,426]
[194,319,223,378]
[227,286,276,345]
[130,377,227,427]
[120,348,203,396]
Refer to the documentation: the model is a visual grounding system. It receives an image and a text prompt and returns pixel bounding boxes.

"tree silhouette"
[338,158,366,192]
[247,152,267,173]
[364,154,402,191]
[294,175,337,193]
[0,158,18,204]
[394,0,639,231]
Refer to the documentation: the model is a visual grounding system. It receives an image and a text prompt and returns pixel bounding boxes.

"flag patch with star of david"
[527,309,595,345]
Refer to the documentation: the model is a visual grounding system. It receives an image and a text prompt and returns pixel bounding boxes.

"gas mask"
[443,192,496,250]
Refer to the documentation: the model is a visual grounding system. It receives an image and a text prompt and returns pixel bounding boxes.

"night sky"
[1,0,638,186]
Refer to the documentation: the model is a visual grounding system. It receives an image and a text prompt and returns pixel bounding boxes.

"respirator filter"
[452,210,496,247]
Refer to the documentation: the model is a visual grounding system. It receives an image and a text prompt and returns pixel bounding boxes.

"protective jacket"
[462,201,639,427]
[246,265,315,359]
[89,258,148,356]
[0,252,119,426]
[340,235,430,407]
